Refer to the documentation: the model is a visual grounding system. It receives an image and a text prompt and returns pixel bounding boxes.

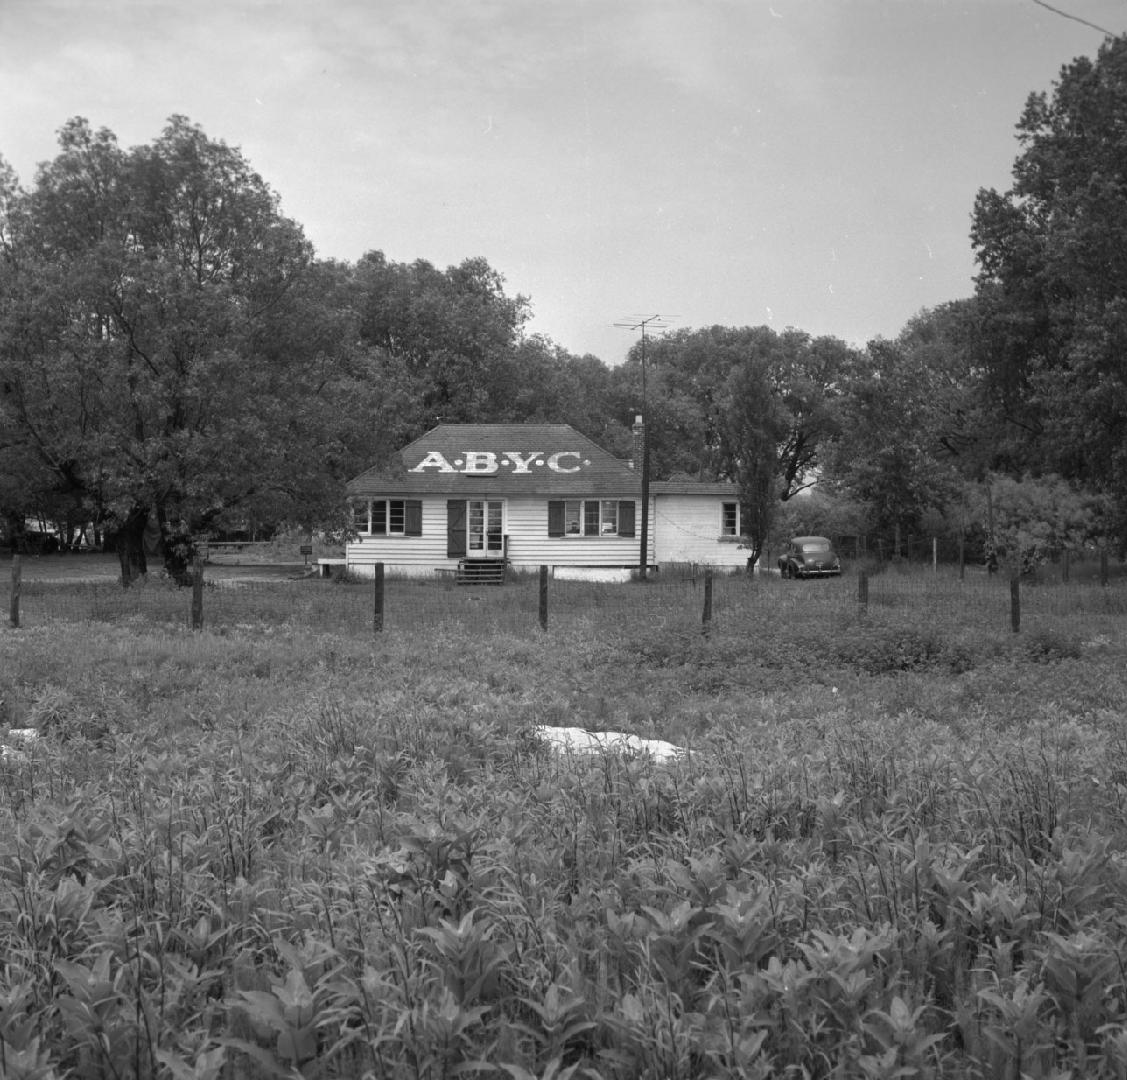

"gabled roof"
[346,424,642,497]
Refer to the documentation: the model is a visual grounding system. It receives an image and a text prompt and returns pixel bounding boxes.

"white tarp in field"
[535,725,683,762]
[0,728,39,763]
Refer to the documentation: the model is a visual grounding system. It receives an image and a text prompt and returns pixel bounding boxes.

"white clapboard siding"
[345,496,654,576]
[503,497,651,569]
[652,495,749,567]
[346,500,451,576]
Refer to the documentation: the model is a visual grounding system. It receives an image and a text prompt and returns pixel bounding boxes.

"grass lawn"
[3,552,312,583]
[1,565,1126,1077]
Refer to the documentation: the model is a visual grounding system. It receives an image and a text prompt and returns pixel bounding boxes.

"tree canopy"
[971,34,1127,541]
[6,51,1127,583]
[614,325,859,561]
[0,117,624,583]
[0,117,375,582]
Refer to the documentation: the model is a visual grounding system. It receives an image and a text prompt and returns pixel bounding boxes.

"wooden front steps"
[456,558,508,585]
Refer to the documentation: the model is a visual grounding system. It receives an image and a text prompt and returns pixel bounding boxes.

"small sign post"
[300,543,313,568]
[191,557,204,631]
[10,554,20,629]
[373,562,384,633]
[701,569,713,636]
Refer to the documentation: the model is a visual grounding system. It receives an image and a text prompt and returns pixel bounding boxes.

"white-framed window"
[600,501,618,534]
[563,499,583,536]
[388,500,406,535]
[353,499,423,537]
[549,499,635,538]
[721,502,740,536]
[371,500,402,536]
[468,499,505,554]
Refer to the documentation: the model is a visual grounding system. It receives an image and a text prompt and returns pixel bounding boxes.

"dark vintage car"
[778,535,842,578]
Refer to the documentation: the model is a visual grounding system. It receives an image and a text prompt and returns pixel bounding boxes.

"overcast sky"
[1,1,1123,364]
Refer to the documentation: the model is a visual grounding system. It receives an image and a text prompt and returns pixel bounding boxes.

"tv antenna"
[614,313,673,333]
[613,313,674,406]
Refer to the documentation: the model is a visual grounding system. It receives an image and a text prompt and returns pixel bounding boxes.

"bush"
[834,625,973,675]
[1022,627,1084,663]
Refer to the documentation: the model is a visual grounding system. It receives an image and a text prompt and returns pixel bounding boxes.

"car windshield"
[800,542,830,553]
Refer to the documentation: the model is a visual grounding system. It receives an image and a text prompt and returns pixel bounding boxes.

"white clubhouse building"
[343,423,749,579]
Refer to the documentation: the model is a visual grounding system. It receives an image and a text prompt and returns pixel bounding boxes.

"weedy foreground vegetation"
[2,569,1127,1078]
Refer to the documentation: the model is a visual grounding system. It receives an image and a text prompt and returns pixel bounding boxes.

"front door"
[467,500,504,557]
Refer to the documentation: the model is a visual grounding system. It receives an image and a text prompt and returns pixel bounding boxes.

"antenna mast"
[614,314,673,580]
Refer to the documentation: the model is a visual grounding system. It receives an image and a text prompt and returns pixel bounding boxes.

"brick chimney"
[630,414,644,470]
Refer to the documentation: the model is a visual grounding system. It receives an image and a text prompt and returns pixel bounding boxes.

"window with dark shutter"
[446,500,467,557]
[618,500,635,537]
[405,500,423,536]
[547,500,565,537]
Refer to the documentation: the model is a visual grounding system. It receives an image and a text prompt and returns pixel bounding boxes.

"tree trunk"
[745,538,763,572]
[2,509,22,551]
[107,507,150,587]
[156,505,197,586]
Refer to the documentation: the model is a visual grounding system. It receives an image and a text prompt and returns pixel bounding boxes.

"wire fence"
[6,558,1127,642]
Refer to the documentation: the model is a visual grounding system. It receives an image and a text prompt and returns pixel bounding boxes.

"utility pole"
[615,314,672,580]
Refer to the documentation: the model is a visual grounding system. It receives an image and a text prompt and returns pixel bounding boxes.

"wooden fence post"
[373,562,384,633]
[539,565,549,630]
[701,569,713,636]
[1101,547,1110,586]
[10,554,20,629]
[190,557,204,631]
[1010,573,1021,633]
[858,569,868,613]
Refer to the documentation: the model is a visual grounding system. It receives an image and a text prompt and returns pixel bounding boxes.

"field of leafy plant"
[2,569,1127,1078]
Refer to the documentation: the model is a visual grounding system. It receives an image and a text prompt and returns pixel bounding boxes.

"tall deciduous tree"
[497,335,632,452]
[0,117,367,583]
[354,251,529,431]
[971,34,1127,541]
[722,355,786,565]
[887,300,992,474]
[614,325,857,561]
[766,331,856,500]
[821,337,963,557]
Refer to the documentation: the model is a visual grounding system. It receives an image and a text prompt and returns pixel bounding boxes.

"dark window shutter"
[405,500,423,536]
[618,500,635,537]
[446,500,467,557]
[547,500,565,537]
